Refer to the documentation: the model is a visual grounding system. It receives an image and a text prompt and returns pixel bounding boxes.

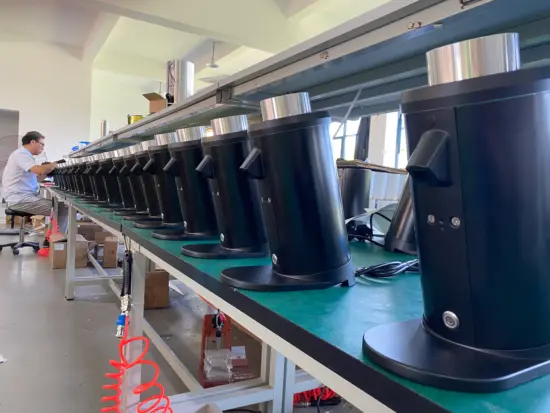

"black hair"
[21,131,45,145]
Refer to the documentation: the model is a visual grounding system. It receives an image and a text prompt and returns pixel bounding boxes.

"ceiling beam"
[82,12,119,64]
[78,0,296,53]
[273,0,320,17]
[94,50,166,80]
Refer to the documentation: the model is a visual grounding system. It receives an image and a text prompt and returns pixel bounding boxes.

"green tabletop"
[67,194,550,413]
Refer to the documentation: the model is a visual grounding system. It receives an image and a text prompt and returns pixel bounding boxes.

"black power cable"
[355,259,419,278]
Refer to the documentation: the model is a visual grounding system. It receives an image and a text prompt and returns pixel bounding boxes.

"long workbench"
[51,189,550,413]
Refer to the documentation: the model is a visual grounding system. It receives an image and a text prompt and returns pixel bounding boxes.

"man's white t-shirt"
[1,147,38,203]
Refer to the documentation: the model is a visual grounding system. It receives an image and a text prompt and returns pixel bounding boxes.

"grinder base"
[112,208,138,216]
[152,227,185,240]
[125,215,161,222]
[133,220,170,229]
[220,260,355,291]
[363,318,550,393]
[181,243,268,259]
[152,228,217,241]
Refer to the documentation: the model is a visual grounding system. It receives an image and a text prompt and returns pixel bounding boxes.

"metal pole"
[354,116,371,161]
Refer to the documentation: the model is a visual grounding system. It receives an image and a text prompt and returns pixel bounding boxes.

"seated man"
[2,131,68,232]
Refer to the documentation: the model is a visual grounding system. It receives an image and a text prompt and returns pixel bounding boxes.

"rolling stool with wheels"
[0,209,40,255]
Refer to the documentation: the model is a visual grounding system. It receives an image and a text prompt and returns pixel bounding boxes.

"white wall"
[90,70,161,140]
[0,42,91,160]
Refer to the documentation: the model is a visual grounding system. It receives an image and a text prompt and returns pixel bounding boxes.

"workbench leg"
[121,251,146,413]
[259,344,290,413]
[64,204,76,301]
[52,196,59,224]
[282,359,296,413]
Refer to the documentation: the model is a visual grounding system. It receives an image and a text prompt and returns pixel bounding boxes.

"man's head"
[21,131,45,156]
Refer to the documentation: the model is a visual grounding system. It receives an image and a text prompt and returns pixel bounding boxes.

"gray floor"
[0,230,357,413]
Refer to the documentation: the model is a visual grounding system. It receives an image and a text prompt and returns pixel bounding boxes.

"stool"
[0,209,40,255]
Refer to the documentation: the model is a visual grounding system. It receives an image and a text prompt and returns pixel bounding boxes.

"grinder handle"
[108,165,118,175]
[163,157,179,175]
[406,129,451,186]
[119,165,129,175]
[195,155,214,179]
[240,147,265,179]
[95,164,104,175]
[130,162,142,175]
[83,166,92,175]
[142,158,156,173]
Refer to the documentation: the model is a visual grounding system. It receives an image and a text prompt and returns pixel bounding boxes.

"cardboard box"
[145,270,170,309]
[143,92,167,114]
[32,215,46,229]
[77,222,102,241]
[102,236,119,268]
[94,231,111,244]
[50,233,89,269]
[6,215,23,227]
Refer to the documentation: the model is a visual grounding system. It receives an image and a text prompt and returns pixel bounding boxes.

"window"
[331,119,361,162]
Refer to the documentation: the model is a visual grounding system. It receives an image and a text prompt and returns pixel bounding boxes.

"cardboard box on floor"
[50,233,89,269]
[5,215,23,226]
[145,270,171,309]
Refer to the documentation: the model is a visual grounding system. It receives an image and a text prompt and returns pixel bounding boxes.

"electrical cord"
[355,259,419,278]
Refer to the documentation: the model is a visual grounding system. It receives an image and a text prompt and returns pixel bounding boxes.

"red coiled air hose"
[101,317,173,413]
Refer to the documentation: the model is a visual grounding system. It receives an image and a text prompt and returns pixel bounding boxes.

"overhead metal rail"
[69,0,550,157]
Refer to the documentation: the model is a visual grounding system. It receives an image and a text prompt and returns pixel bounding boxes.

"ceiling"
[0,0,413,91]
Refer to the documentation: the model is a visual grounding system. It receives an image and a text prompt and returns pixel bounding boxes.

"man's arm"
[29,162,56,176]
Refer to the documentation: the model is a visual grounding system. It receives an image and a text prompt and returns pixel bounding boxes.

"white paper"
[0,354,8,363]
[54,244,65,251]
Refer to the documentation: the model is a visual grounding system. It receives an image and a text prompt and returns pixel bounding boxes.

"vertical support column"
[259,344,296,413]
[121,250,146,413]
[64,203,77,300]
[282,359,296,413]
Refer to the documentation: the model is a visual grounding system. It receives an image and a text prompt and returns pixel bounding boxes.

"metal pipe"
[260,93,311,121]
[426,33,520,86]
[175,126,206,142]
[211,115,248,136]
[100,120,110,138]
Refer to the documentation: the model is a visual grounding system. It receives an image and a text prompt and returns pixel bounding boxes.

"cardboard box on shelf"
[102,236,119,268]
[143,92,167,114]
[50,233,89,269]
[94,231,111,244]
[77,222,102,241]
[144,270,170,309]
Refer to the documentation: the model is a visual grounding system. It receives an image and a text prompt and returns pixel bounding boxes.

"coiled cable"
[101,316,173,413]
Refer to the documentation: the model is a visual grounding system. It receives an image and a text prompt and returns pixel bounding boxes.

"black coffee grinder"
[86,155,110,206]
[96,151,125,210]
[180,115,268,259]
[129,141,163,225]
[220,93,355,291]
[118,144,152,220]
[74,158,93,199]
[363,33,550,392]
[136,133,185,234]
[153,126,218,240]
[108,148,138,215]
